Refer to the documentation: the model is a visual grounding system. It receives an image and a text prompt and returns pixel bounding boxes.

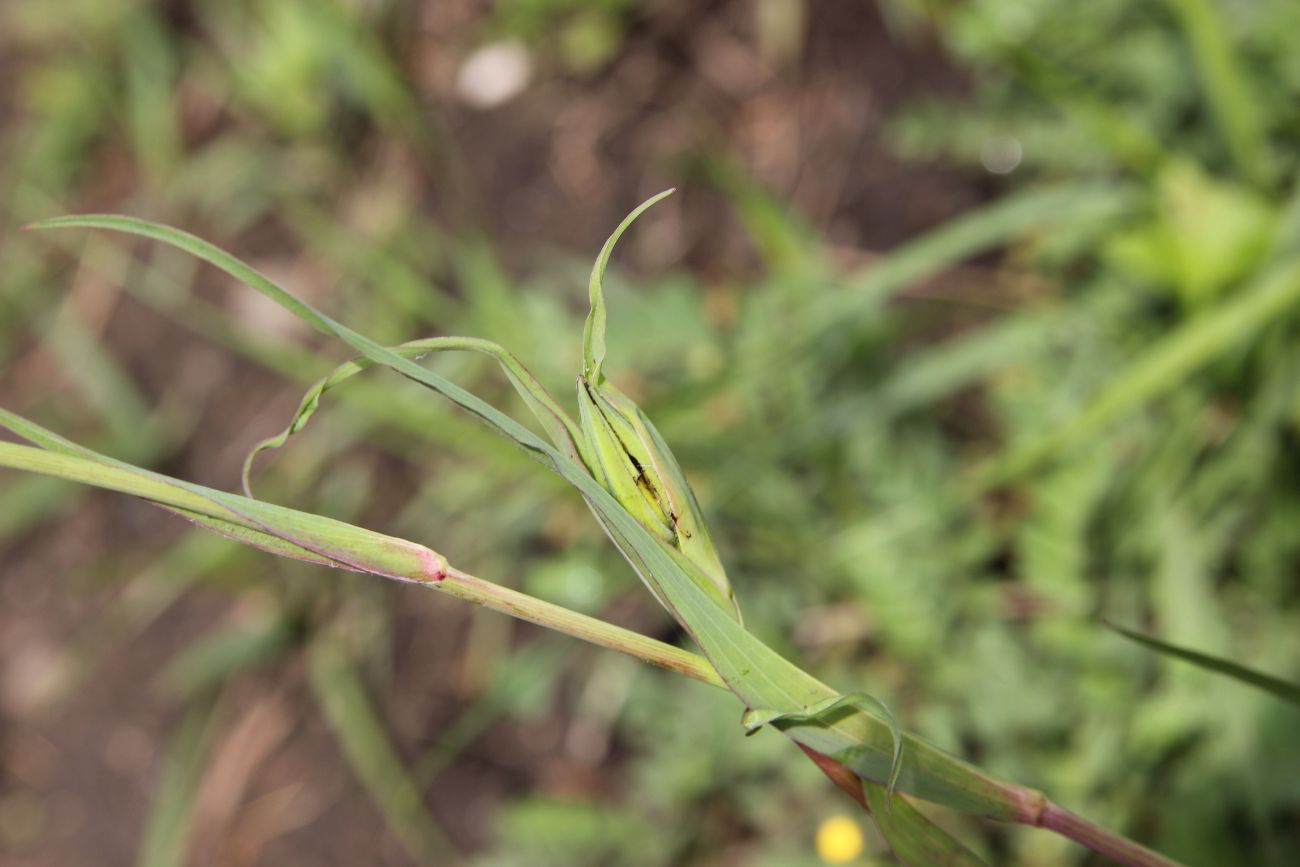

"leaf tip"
[19,216,66,232]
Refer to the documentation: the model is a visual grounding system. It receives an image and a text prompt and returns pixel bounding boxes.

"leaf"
[242,334,592,495]
[811,184,1133,331]
[1105,161,1277,307]
[990,258,1300,482]
[136,692,222,867]
[24,212,1037,820]
[0,413,445,583]
[156,616,298,699]
[307,638,460,864]
[862,781,989,867]
[581,188,674,383]
[1106,621,1300,707]
[1165,0,1272,188]
[742,692,903,805]
[412,640,570,786]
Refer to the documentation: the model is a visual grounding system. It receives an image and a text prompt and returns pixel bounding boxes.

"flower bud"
[575,188,740,621]
[577,375,740,620]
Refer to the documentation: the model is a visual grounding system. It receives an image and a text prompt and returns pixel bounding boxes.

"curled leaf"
[582,189,675,383]
[243,336,589,495]
[743,691,904,807]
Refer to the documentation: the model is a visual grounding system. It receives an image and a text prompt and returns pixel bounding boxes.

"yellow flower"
[815,814,864,865]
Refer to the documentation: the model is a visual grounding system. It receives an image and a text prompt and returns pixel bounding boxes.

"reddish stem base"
[1036,801,1181,867]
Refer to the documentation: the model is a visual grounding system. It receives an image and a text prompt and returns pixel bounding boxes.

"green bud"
[577,375,740,620]
[575,189,740,622]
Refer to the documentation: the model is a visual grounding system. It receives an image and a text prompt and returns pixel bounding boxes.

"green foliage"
[3,1,1300,865]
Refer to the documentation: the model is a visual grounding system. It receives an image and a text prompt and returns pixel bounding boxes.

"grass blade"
[157,616,298,700]
[1106,621,1300,706]
[1165,0,1272,188]
[990,259,1300,481]
[306,638,461,865]
[136,692,222,867]
[813,184,1132,329]
[582,189,675,382]
[0,409,446,583]
[243,334,590,494]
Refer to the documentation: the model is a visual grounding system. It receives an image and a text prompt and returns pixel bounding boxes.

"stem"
[0,439,1179,866]
[437,566,726,689]
[1037,801,1182,867]
[437,569,1182,867]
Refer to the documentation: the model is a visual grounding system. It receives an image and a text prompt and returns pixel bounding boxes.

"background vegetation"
[1,1,1297,865]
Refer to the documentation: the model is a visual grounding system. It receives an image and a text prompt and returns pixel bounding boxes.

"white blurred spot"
[456,40,532,109]
[981,134,1023,175]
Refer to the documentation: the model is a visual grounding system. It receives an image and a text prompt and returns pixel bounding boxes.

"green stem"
[435,565,725,688]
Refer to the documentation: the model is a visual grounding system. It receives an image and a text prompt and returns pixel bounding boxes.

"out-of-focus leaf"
[156,616,298,699]
[1107,161,1277,307]
[136,692,222,867]
[815,184,1133,328]
[413,640,570,786]
[992,258,1300,481]
[306,638,460,865]
[1165,0,1272,188]
[1106,621,1300,707]
[493,797,663,867]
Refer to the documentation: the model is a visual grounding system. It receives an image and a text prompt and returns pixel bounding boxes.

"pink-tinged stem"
[1035,801,1181,867]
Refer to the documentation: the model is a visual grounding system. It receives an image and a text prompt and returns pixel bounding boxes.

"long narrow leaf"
[1165,0,1272,187]
[813,184,1132,330]
[582,189,674,382]
[243,334,590,494]
[307,638,460,864]
[1107,621,1300,706]
[990,259,1300,482]
[157,617,298,700]
[136,692,222,867]
[0,425,443,584]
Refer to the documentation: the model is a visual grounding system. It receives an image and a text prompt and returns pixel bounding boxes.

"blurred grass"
[2,1,1299,866]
